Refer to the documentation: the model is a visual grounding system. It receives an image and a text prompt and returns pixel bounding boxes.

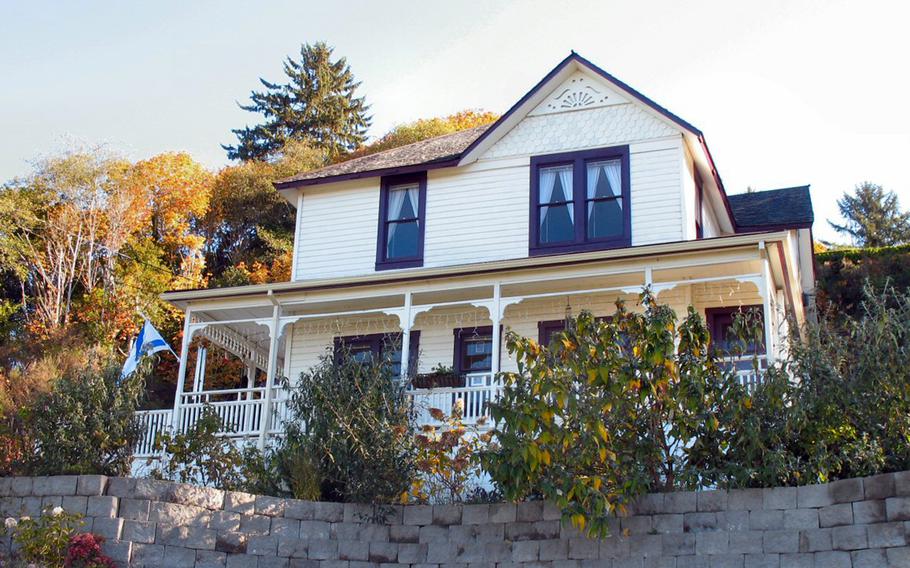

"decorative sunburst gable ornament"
[529,71,629,116]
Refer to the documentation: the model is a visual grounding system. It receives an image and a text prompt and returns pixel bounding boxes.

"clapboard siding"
[293,103,686,280]
[423,162,529,268]
[630,141,684,245]
[295,180,379,280]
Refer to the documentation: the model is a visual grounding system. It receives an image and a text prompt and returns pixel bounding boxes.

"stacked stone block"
[2,472,910,566]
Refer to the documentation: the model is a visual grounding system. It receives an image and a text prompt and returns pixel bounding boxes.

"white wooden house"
[134,53,815,459]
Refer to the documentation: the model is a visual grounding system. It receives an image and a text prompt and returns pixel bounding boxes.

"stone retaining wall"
[3,473,910,567]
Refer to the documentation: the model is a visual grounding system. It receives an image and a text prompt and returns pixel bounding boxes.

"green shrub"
[2,506,85,567]
[271,348,416,503]
[240,435,322,501]
[20,361,145,476]
[816,244,910,316]
[149,405,248,490]
[692,285,910,487]
[483,292,751,535]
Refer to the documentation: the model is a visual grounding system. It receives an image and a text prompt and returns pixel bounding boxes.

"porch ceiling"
[183,253,782,327]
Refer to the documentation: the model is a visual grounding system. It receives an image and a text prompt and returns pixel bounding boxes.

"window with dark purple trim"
[705,306,765,355]
[538,320,569,345]
[530,145,631,255]
[376,172,426,270]
[538,316,627,349]
[334,331,420,379]
[453,326,501,375]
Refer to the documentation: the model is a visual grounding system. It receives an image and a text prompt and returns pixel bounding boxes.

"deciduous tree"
[345,110,498,160]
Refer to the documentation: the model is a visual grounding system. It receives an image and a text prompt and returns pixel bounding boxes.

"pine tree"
[224,42,371,161]
[829,182,910,247]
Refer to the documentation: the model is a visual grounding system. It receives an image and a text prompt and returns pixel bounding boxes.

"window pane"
[540,165,573,203]
[587,198,624,239]
[387,185,419,220]
[540,204,575,243]
[586,160,621,199]
[386,219,419,259]
[541,322,567,345]
[348,345,374,364]
[462,336,492,372]
[538,165,575,244]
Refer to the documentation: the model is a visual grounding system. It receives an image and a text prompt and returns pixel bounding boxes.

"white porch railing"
[176,387,288,437]
[729,354,768,393]
[134,361,769,458]
[134,409,172,457]
[133,386,290,457]
[408,373,501,428]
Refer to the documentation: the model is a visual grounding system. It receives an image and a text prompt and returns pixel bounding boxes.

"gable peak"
[529,70,629,116]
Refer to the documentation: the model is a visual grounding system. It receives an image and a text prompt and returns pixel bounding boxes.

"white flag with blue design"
[121,319,176,378]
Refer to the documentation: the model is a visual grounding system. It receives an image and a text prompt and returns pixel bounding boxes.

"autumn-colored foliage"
[0,98,499,461]
[408,402,492,504]
[344,109,498,161]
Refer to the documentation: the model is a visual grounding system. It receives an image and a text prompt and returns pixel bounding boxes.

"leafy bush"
[483,291,751,535]
[816,244,910,316]
[19,361,146,476]
[270,348,416,503]
[240,436,322,501]
[2,507,85,567]
[150,406,248,490]
[408,402,492,504]
[64,533,116,568]
[692,285,910,487]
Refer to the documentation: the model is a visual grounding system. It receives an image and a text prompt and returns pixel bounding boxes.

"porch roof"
[162,231,797,308]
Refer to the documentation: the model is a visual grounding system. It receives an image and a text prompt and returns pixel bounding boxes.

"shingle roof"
[729,186,814,230]
[275,125,490,187]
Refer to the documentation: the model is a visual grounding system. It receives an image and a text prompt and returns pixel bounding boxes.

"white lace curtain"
[587,159,622,199]
[539,165,574,224]
[387,185,419,243]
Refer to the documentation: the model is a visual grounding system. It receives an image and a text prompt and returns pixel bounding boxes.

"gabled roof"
[457,52,702,163]
[275,52,710,191]
[729,186,814,230]
[274,125,490,188]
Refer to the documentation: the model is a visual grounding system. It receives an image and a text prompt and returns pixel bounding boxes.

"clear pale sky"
[2,0,908,242]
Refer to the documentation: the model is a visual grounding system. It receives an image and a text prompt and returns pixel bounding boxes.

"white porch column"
[258,303,282,450]
[400,292,413,381]
[245,361,257,390]
[491,283,503,375]
[761,257,776,364]
[171,307,193,433]
[191,346,207,394]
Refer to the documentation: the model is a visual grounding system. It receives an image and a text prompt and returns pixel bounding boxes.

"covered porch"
[136,232,805,459]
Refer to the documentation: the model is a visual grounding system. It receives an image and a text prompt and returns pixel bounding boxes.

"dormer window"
[376,172,426,270]
[530,145,631,255]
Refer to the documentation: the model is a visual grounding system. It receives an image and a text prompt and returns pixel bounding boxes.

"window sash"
[530,146,630,253]
[377,174,425,269]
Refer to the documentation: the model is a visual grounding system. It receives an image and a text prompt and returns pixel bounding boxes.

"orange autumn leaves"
[124,153,213,286]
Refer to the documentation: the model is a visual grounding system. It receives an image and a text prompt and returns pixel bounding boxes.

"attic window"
[530,145,631,255]
[376,172,426,270]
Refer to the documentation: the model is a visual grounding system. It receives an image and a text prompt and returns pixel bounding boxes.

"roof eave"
[273,156,461,191]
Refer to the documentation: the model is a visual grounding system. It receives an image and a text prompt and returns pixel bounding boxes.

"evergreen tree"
[224,42,370,161]
[829,182,910,247]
